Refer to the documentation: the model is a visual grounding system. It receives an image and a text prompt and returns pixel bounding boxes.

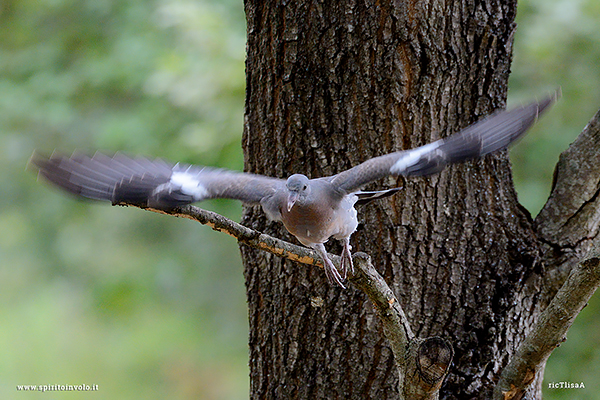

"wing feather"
[31,152,285,209]
[330,93,557,193]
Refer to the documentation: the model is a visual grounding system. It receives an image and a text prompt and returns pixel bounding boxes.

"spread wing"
[330,93,557,193]
[31,151,286,209]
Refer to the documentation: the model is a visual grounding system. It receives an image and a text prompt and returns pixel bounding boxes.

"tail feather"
[355,187,402,206]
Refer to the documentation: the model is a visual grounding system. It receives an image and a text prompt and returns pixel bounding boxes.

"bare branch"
[145,204,414,340]
[495,109,600,400]
[535,108,600,289]
[494,239,600,400]
[142,204,324,267]
[127,203,451,399]
[349,252,414,343]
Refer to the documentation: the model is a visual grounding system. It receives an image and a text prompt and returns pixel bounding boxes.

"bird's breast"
[281,195,358,246]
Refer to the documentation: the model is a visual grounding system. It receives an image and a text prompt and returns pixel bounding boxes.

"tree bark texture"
[241,1,545,398]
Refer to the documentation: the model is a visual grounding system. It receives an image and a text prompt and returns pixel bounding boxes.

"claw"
[324,260,345,289]
[340,238,354,278]
[314,243,346,288]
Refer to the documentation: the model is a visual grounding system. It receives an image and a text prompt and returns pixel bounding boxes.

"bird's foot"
[314,244,346,288]
[340,240,354,279]
[324,258,346,289]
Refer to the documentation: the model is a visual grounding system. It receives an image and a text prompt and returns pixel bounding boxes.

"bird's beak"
[287,192,299,212]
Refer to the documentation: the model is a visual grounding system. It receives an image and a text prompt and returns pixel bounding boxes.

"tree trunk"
[240,0,545,398]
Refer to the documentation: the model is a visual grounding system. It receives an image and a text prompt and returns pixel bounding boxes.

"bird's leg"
[313,244,346,288]
[340,237,354,279]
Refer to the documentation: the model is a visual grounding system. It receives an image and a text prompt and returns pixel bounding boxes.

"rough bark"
[241,1,545,399]
[494,243,600,399]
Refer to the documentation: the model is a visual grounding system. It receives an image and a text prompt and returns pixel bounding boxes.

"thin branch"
[143,204,324,267]
[349,252,414,343]
[494,239,600,400]
[145,204,415,342]
[127,203,450,399]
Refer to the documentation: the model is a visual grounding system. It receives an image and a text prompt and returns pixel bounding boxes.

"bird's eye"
[303,185,307,190]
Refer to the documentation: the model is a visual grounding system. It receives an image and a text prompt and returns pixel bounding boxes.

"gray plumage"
[31,94,556,288]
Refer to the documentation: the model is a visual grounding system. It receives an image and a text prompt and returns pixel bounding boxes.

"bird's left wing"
[31,151,286,209]
[330,93,557,193]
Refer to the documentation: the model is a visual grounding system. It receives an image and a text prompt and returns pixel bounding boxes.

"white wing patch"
[390,141,440,175]
[160,171,209,200]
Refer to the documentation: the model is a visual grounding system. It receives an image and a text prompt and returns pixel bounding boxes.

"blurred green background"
[0,0,598,399]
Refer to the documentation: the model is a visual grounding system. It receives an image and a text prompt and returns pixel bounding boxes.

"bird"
[31,94,556,288]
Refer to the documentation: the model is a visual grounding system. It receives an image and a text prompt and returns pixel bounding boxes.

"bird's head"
[285,174,310,212]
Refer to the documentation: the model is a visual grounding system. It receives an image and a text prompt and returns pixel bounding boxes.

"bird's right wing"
[30,152,286,209]
[330,93,558,193]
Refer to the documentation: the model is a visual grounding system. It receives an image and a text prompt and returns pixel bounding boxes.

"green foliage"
[1,0,599,398]
[510,0,600,217]
[1,0,248,399]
